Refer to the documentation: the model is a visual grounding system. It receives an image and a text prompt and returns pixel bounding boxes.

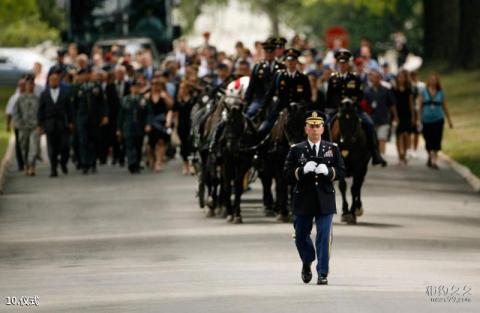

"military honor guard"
[259,48,312,135]
[244,39,286,119]
[116,79,153,174]
[244,39,286,218]
[72,68,109,174]
[13,77,40,176]
[272,37,287,61]
[284,111,345,285]
[326,48,386,166]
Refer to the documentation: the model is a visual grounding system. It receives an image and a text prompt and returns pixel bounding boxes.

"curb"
[439,152,480,193]
[0,135,15,194]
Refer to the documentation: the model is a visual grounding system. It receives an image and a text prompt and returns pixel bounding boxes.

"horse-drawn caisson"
[188,47,379,225]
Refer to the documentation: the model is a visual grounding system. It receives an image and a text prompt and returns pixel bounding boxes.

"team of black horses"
[188,78,370,225]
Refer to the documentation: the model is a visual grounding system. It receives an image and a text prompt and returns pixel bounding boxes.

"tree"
[36,0,65,30]
[283,0,422,51]
[0,0,59,46]
[423,0,480,69]
[458,0,480,68]
[240,0,295,36]
[176,0,228,33]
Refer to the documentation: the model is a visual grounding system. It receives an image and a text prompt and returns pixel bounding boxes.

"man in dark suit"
[38,69,73,177]
[284,111,345,285]
[105,65,130,166]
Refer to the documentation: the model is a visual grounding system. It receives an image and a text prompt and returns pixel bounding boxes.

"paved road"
[0,143,479,312]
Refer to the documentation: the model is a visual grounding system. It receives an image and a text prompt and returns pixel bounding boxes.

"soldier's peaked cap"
[273,37,287,47]
[284,48,301,61]
[334,48,352,63]
[261,40,276,51]
[305,110,325,125]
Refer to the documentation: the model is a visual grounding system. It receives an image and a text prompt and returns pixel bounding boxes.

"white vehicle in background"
[0,48,53,87]
[94,37,162,68]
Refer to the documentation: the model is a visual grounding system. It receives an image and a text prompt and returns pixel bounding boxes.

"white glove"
[315,163,329,175]
[303,161,317,174]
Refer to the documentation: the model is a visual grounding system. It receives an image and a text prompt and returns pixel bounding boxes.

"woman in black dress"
[173,80,197,175]
[394,70,415,165]
[145,79,173,172]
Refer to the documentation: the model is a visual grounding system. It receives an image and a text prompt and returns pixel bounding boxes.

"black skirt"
[148,128,170,148]
[422,119,444,151]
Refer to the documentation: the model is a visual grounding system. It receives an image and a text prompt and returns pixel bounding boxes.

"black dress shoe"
[49,171,58,178]
[372,152,387,167]
[61,163,68,174]
[276,214,290,223]
[264,208,276,217]
[301,263,312,284]
[317,275,328,285]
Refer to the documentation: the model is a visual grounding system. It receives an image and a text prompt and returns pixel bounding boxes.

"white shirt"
[308,139,321,156]
[287,70,297,78]
[50,87,60,103]
[116,80,125,98]
[5,89,20,115]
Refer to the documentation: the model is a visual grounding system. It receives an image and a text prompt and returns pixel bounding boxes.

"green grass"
[0,87,15,160]
[420,70,480,177]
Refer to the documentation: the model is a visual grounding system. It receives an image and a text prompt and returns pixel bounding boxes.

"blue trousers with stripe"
[293,213,334,276]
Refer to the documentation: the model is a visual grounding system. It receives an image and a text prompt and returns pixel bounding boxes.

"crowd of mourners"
[5,31,453,178]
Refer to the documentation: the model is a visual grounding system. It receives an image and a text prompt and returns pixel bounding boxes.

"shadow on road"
[334,221,403,228]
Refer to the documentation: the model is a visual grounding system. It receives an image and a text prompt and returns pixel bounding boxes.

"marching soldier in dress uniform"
[244,39,286,119]
[116,79,153,174]
[326,48,386,166]
[284,111,345,285]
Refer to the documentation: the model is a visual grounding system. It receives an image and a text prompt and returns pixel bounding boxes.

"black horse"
[195,92,225,214]
[331,98,371,224]
[257,102,309,222]
[212,95,257,223]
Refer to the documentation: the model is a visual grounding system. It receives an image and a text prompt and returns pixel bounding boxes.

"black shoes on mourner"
[372,150,387,167]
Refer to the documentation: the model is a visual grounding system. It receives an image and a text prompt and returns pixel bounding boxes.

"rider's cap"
[274,37,287,48]
[284,48,301,61]
[261,40,276,52]
[334,48,352,63]
[305,110,324,125]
